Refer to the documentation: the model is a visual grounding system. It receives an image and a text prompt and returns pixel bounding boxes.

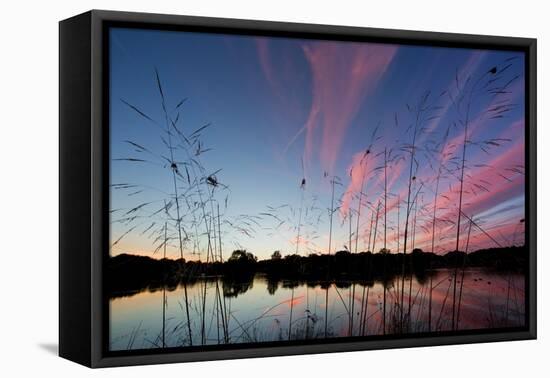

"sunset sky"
[109,27,525,260]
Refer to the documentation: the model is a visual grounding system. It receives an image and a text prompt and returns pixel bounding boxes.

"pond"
[109,268,525,351]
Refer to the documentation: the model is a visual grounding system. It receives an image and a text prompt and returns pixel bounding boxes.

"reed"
[324,175,340,337]
[455,218,473,329]
[382,148,388,334]
[427,126,451,331]
[399,93,427,332]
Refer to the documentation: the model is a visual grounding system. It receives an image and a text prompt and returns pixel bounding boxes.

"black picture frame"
[59,9,537,368]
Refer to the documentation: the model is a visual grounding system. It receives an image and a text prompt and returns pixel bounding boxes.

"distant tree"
[334,250,351,257]
[412,248,424,254]
[379,248,391,254]
[229,250,257,263]
[271,250,282,260]
[284,253,301,262]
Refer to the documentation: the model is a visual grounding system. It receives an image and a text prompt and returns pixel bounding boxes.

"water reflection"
[109,268,525,351]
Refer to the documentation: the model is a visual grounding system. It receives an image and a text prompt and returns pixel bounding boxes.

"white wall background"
[0,0,546,376]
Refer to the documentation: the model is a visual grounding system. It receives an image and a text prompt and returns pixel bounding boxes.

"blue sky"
[109,27,525,260]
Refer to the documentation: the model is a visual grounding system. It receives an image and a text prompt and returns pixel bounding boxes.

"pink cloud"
[255,39,397,179]
[340,151,378,217]
[438,77,525,166]
[302,42,398,175]
[256,39,276,91]
[414,140,525,252]
[369,133,525,254]
[340,149,407,218]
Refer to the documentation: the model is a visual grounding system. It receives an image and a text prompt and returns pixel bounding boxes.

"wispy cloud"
[301,42,398,175]
[424,51,487,136]
[414,138,525,252]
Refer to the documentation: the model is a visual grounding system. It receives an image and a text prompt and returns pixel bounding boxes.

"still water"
[109,268,525,351]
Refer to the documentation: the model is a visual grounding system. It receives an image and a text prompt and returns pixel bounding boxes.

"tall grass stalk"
[399,95,425,332]
[154,71,194,344]
[451,73,485,331]
[428,126,450,331]
[382,148,388,334]
[325,176,337,338]
[407,197,418,321]
[455,218,473,329]
[348,211,355,336]
[162,221,167,347]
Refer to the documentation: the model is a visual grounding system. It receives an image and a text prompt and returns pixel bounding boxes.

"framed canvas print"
[59,10,536,368]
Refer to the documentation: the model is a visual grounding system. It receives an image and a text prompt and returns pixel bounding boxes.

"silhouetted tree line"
[107,246,527,296]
